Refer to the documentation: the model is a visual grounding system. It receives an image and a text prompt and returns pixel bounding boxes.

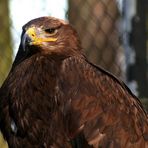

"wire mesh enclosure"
[68,0,125,80]
[68,0,148,97]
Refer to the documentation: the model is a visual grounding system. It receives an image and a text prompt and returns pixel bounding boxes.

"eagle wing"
[0,56,73,147]
[59,56,148,148]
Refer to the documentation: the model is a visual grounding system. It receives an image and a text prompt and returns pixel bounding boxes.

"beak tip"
[22,33,32,51]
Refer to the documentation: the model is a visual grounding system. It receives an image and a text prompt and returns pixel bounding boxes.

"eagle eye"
[45,28,57,35]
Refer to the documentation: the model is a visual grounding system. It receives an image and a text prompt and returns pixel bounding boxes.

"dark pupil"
[45,28,55,34]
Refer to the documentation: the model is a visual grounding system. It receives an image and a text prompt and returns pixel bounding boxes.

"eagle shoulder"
[59,56,148,147]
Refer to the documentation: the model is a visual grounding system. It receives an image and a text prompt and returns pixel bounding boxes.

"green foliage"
[0,0,13,86]
[0,133,8,148]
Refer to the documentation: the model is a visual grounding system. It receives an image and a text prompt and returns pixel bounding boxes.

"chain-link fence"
[68,0,125,80]
[68,0,148,98]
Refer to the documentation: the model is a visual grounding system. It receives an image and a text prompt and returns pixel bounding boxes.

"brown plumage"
[0,16,148,148]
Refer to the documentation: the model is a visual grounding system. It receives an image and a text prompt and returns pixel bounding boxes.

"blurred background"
[0,0,148,147]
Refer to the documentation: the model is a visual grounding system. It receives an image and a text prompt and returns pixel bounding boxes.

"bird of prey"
[0,16,148,148]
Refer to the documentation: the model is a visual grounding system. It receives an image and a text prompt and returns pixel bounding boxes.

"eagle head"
[15,17,82,65]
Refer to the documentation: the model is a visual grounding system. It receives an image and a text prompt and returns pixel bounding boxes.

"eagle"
[0,16,148,148]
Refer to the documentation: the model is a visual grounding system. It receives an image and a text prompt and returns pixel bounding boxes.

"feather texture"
[0,17,148,148]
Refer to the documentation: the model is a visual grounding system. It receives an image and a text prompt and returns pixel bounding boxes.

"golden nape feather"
[0,16,148,148]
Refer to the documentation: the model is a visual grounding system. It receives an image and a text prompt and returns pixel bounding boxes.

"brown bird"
[0,16,148,148]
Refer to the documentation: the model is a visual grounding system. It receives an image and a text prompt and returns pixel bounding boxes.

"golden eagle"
[0,17,148,148]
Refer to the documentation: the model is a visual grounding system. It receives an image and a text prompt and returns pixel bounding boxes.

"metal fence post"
[131,0,148,97]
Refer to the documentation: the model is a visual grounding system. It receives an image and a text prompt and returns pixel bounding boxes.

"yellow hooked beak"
[26,27,57,45]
